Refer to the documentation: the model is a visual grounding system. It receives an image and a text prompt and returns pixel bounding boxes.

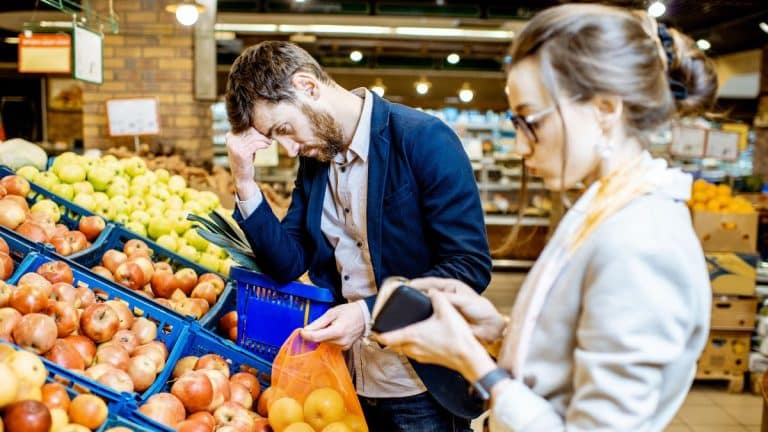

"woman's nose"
[513,135,533,158]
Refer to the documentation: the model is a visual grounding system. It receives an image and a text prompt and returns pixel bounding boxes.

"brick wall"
[82,0,213,163]
[47,111,83,144]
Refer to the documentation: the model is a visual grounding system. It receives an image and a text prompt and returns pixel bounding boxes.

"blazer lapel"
[366,93,391,287]
[306,159,329,241]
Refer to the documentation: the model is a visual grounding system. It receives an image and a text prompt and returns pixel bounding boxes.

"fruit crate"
[125,325,272,432]
[231,266,335,361]
[198,279,236,333]
[0,165,115,260]
[0,224,42,265]
[75,225,235,327]
[5,251,190,402]
[1,341,153,431]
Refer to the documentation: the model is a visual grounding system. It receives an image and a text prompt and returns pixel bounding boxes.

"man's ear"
[590,94,623,131]
[291,72,319,100]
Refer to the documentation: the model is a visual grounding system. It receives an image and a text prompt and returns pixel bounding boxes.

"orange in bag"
[268,329,368,432]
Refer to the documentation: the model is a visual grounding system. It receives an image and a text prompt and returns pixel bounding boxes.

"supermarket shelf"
[492,259,534,269]
[484,215,549,226]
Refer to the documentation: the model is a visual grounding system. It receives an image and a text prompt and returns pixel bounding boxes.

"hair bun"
[667,28,718,117]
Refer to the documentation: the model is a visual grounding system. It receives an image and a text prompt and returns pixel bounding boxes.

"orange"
[322,422,355,432]
[284,423,315,432]
[257,386,287,417]
[303,388,346,431]
[342,414,368,432]
[269,397,304,432]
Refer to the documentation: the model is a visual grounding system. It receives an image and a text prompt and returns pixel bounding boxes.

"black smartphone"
[371,285,434,333]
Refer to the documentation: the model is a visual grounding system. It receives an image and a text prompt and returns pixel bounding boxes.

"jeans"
[360,392,473,432]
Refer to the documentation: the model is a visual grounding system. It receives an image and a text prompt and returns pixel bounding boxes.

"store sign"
[705,130,740,161]
[73,24,103,84]
[106,98,160,136]
[18,33,71,74]
[670,125,707,158]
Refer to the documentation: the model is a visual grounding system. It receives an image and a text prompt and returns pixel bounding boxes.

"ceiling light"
[279,24,390,35]
[759,22,768,34]
[458,82,474,103]
[696,39,711,51]
[648,1,666,18]
[370,78,386,97]
[214,31,236,40]
[4,37,19,44]
[166,2,205,26]
[350,50,363,62]
[415,76,431,95]
[447,53,460,64]
[213,23,513,41]
[295,0,306,2]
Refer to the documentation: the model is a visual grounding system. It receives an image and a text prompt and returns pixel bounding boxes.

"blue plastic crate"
[125,325,272,432]
[0,165,114,260]
[231,266,335,361]
[0,225,42,266]
[75,225,235,325]
[198,279,236,332]
[6,251,190,402]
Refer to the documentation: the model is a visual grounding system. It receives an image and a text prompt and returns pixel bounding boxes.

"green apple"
[198,191,221,212]
[92,192,110,207]
[198,253,220,272]
[182,188,199,203]
[183,229,209,252]
[30,199,60,222]
[155,169,171,183]
[166,195,184,211]
[219,258,236,276]
[145,196,165,211]
[146,207,164,220]
[130,210,150,226]
[147,218,173,240]
[110,195,132,215]
[51,152,80,173]
[57,164,87,184]
[87,166,115,192]
[98,204,117,220]
[125,221,147,236]
[177,245,199,262]
[156,234,178,252]
[168,175,187,195]
[16,166,40,182]
[51,183,75,201]
[73,193,96,211]
[182,200,203,215]
[122,157,147,177]
[129,183,149,198]
[167,210,192,235]
[129,196,146,211]
[82,155,99,170]
[101,155,118,164]
[35,172,61,190]
[151,185,170,201]
[72,181,94,195]
[113,213,130,225]
[206,243,228,260]
[107,182,129,198]
[176,237,187,249]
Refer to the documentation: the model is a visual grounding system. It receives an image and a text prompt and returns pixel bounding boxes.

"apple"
[196,353,230,378]
[51,153,79,173]
[76,286,96,309]
[50,282,78,306]
[131,317,158,345]
[102,250,128,274]
[65,335,96,366]
[167,175,187,194]
[123,239,150,256]
[84,364,113,381]
[175,298,206,319]
[132,342,167,373]
[150,271,180,299]
[51,223,68,238]
[44,339,85,370]
[72,181,94,196]
[50,231,88,256]
[15,221,48,244]
[0,175,30,197]
[10,285,48,314]
[97,367,134,393]
[17,272,52,296]
[0,307,22,340]
[36,261,74,285]
[57,164,87,184]
[154,261,173,274]
[127,354,157,392]
[0,237,8,254]
[191,282,218,306]
[122,157,147,177]
[129,195,146,211]
[0,362,20,408]
[229,382,254,410]
[72,193,96,212]
[86,166,114,192]
[0,199,26,230]
[200,369,230,412]
[187,412,216,431]
[16,166,39,182]
[0,282,12,308]
[182,229,208,252]
[227,326,237,342]
[219,311,238,333]
[111,329,138,353]
[109,195,131,216]
[106,181,129,199]
[5,349,46,387]
[171,370,214,413]
[92,192,110,207]
[3,400,51,432]
[175,268,198,295]
[12,313,57,354]
[0,253,13,280]
[124,222,147,237]
[41,383,70,411]
[36,174,60,195]
[105,300,134,330]
[213,401,254,432]
[129,210,150,226]
[172,356,199,379]
[78,216,106,242]
[50,183,75,200]
[147,218,173,240]
[140,393,186,427]
[230,372,261,401]
[68,394,108,430]
[198,253,221,272]
[30,199,60,222]
[95,343,130,371]
[80,303,120,343]
[46,301,79,337]
[175,420,211,432]
[91,266,114,282]
[183,200,204,215]
[112,261,143,290]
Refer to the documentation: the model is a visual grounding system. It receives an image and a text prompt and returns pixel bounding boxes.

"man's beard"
[300,103,345,162]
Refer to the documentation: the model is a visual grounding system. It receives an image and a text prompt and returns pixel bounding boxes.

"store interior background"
[0,1,767,430]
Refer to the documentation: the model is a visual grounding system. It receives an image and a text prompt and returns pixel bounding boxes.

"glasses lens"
[511,117,537,143]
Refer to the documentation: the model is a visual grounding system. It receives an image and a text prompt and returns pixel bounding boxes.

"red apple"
[153,261,173,274]
[0,175,30,197]
[176,298,206,319]
[41,382,70,411]
[114,261,144,290]
[52,224,68,238]
[195,353,230,378]
[97,368,134,393]
[187,412,216,431]
[175,420,211,432]
[0,237,8,255]
[189,298,210,316]
[227,326,237,342]
[75,287,96,309]
[0,281,12,307]
[0,307,22,341]
[105,300,134,330]
[84,364,113,381]
[172,356,199,379]
[229,382,254,410]
[12,313,57,354]
[124,239,151,257]
[175,268,198,295]
[90,266,114,282]
[101,250,128,274]
[15,222,48,243]
[0,252,13,280]
[68,394,108,430]
[95,343,130,371]
[65,335,96,366]
[112,329,139,353]
[132,342,167,373]
[78,216,106,242]
[131,317,157,345]
[230,372,261,401]
[150,271,181,299]
[198,273,225,295]
[139,393,185,428]
[17,272,52,297]
[191,282,218,306]
[50,282,78,306]
[213,401,254,432]
[45,339,85,370]
[10,285,48,314]
[200,369,230,412]
[3,399,51,432]
[80,303,119,343]
[127,354,157,392]
[172,370,214,413]
[219,311,238,332]
[36,261,74,285]
[46,301,79,338]
[128,255,154,287]
[49,235,72,256]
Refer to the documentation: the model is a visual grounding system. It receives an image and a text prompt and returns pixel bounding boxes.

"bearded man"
[225,41,491,432]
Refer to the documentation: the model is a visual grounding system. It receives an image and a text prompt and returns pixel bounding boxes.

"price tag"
[705,130,740,161]
[106,98,160,136]
[670,125,706,158]
[73,25,103,84]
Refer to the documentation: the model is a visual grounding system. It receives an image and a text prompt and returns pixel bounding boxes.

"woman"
[375,4,716,431]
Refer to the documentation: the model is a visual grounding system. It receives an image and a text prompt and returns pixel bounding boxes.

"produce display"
[0,341,122,432]
[17,153,235,274]
[218,311,238,343]
[90,238,227,320]
[688,179,755,213]
[0,175,106,256]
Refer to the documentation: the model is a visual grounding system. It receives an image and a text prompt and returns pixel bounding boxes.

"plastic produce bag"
[268,329,368,432]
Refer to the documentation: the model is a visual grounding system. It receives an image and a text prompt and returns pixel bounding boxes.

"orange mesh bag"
[267,329,368,432]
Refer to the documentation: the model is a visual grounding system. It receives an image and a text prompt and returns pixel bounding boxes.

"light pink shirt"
[238,88,425,398]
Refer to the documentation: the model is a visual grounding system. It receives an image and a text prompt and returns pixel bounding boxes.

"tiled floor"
[665,383,763,432]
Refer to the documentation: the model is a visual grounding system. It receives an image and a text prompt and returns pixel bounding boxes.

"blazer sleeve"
[234,161,313,284]
[409,118,492,293]
[489,235,700,431]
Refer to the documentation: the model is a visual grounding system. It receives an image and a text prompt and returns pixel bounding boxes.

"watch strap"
[472,367,512,401]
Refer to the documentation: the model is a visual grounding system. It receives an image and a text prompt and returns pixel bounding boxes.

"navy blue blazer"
[235,92,492,419]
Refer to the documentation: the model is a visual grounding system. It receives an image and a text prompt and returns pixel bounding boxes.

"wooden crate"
[711,296,758,330]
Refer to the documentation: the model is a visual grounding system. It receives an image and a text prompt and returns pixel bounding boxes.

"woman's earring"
[595,128,613,159]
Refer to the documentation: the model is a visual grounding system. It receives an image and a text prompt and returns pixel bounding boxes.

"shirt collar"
[335,87,372,164]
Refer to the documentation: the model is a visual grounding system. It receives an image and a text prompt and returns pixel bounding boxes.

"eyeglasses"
[505,104,559,145]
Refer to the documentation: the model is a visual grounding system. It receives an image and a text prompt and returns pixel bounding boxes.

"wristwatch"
[472,368,512,401]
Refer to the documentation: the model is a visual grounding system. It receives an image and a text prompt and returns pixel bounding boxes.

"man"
[226,41,491,431]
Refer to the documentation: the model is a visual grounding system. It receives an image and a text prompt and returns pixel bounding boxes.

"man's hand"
[226,127,272,200]
[300,303,366,350]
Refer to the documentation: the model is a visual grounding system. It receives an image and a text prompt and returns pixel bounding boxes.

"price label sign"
[106,98,160,136]
[73,24,103,84]
[705,130,740,161]
[18,33,71,74]
[670,125,706,158]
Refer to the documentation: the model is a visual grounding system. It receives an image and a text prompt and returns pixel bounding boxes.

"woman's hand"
[374,290,497,382]
[409,277,507,345]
